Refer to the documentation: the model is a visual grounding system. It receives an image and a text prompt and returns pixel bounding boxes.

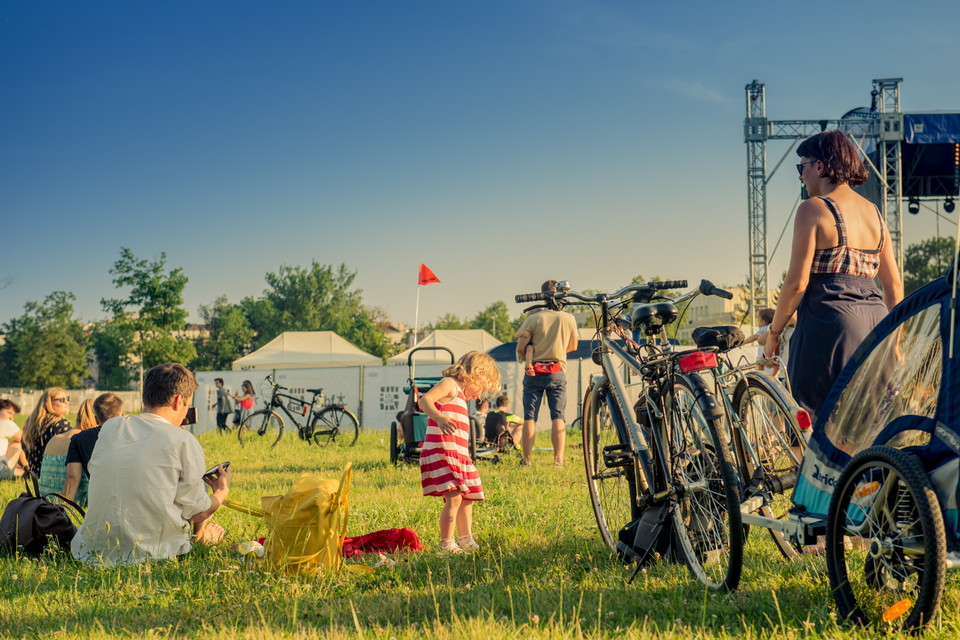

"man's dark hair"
[93,392,124,424]
[797,130,868,187]
[541,280,564,311]
[142,363,198,409]
[214,377,224,385]
[0,399,21,414]
[495,394,509,409]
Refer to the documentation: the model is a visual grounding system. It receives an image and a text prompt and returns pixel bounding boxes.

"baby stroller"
[389,347,478,464]
[738,260,960,632]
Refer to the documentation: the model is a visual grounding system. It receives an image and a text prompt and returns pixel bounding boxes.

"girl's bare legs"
[455,499,473,538]
[456,499,479,550]
[439,490,462,549]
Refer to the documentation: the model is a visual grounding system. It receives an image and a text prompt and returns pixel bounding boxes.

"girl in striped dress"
[419,351,501,553]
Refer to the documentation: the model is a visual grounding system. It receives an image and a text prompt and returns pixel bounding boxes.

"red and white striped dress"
[419,384,484,500]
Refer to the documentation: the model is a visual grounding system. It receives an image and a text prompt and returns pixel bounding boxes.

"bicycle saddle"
[630,302,678,334]
[691,326,744,352]
[305,388,324,395]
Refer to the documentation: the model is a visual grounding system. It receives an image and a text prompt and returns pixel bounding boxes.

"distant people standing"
[515,280,578,466]
[213,378,234,432]
[21,388,73,475]
[765,130,903,425]
[232,380,255,426]
[0,399,27,479]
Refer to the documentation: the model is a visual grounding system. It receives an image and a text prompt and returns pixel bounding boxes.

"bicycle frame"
[268,384,325,436]
[582,283,722,507]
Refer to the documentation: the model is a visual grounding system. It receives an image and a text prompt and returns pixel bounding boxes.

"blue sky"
[3,1,959,330]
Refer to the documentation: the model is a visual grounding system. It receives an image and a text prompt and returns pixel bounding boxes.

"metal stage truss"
[743,78,904,325]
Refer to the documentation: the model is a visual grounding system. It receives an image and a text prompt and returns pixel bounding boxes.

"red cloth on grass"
[342,527,423,558]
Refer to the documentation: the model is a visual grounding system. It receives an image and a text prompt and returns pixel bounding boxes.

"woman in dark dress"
[21,387,73,475]
[765,130,903,425]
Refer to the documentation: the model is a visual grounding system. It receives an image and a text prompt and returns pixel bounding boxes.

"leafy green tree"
[428,313,470,331]
[100,248,196,376]
[194,296,256,370]
[89,318,136,389]
[250,261,395,359]
[0,291,89,388]
[471,301,519,343]
[904,237,956,295]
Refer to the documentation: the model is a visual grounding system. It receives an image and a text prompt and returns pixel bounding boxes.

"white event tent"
[231,331,381,370]
[387,329,502,365]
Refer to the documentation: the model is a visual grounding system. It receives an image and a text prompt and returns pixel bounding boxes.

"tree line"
[2,237,952,390]
[0,248,525,390]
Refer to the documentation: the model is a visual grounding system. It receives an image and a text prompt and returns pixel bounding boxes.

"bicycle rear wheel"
[734,375,806,559]
[582,382,639,550]
[238,410,283,448]
[670,375,743,591]
[311,406,360,446]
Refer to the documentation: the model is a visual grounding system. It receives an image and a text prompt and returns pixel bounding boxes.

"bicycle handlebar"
[515,280,689,305]
[264,373,287,391]
[516,278,735,307]
[698,279,733,300]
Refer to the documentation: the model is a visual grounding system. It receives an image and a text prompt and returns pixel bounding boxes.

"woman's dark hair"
[797,130,868,187]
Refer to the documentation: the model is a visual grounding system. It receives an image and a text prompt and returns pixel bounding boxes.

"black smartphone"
[202,461,230,480]
[181,406,198,426]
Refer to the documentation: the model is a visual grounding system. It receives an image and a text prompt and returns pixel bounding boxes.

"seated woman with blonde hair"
[21,388,73,476]
[37,398,97,504]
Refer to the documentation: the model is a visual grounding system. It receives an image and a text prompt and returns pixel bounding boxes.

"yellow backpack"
[226,463,357,576]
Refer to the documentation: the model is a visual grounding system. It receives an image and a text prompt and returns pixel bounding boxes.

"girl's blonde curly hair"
[443,351,501,398]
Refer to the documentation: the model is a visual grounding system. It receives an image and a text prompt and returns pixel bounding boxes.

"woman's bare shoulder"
[795,197,831,225]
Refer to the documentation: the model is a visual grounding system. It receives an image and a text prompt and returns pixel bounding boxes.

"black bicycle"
[517,279,744,591]
[238,374,359,448]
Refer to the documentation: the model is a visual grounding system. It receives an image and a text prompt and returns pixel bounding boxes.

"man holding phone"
[73,363,231,566]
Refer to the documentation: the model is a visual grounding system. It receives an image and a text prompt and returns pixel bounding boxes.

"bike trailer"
[791,272,959,537]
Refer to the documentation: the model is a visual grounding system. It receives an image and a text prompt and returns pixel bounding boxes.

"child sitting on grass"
[418,351,501,553]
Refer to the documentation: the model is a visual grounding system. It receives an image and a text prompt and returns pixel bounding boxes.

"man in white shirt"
[0,399,27,479]
[72,363,230,565]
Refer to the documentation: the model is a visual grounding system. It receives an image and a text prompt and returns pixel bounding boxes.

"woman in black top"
[22,387,72,475]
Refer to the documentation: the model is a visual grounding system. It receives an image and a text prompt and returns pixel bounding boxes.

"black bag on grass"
[616,503,673,566]
[0,472,84,555]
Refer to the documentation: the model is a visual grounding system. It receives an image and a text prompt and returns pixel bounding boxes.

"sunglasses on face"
[52,397,69,404]
[796,160,817,175]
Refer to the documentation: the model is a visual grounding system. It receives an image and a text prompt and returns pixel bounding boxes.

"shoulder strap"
[873,205,885,251]
[818,196,847,246]
[40,492,86,520]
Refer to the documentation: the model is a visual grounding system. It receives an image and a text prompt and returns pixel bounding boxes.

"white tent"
[232,331,381,370]
[387,329,502,365]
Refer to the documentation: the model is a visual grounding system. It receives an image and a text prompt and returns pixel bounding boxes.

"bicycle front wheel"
[311,407,360,446]
[582,383,639,550]
[734,374,806,559]
[670,375,743,591]
[238,410,284,448]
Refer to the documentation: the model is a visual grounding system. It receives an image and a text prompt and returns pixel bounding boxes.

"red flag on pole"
[418,262,440,285]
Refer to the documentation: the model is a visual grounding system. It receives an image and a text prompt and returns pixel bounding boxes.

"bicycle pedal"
[601,443,634,468]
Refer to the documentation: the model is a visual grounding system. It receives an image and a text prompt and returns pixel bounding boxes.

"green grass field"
[2,424,958,639]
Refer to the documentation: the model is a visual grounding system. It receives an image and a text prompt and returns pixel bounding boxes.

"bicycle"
[687,326,811,559]
[518,279,744,591]
[238,374,359,448]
